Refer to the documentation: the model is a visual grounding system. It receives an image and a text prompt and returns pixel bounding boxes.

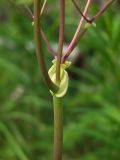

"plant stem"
[40,0,47,16]
[8,0,56,60]
[53,96,63,160]
[72,0,115,23]
[62,0,91,62]
[56,0,65,82]
[62,28,87,63]
[34,0,58,92]
[90,0,115,22]
[71,0,90,23]
[41,29,57,57]
[8,0,33,20]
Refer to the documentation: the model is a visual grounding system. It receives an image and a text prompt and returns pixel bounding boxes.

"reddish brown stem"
[56,0,65,82]
[72,0,115,23]
[71,0,90,22]
[62,0,91,63]
[90,0,115,22]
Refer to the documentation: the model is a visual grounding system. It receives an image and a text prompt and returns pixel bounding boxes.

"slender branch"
[39,0,57,56]
[62,0,91,63]
[53,96,63,160]
[62,0,116,64]
[7,0,33,20]
[8,0,56,57]
[24,5,34,19]
[40,0,47,16]
[56,0,65,82]
[75,27,87,45]
[71,0,90,22]
[71,0,115,23]
[34,0,58,92]
[62,28,87,63]
[41,29,57,56]
[90,0,115,22]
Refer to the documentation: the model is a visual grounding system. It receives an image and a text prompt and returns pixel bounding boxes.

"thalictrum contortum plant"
[7,0,116,159]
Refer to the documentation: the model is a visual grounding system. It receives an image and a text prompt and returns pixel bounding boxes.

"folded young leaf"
[48,60,71,97]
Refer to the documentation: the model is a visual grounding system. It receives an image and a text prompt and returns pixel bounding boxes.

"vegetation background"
[0,0,120,159]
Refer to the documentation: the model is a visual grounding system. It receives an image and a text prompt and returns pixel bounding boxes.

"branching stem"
[62,0,91,63]
[71,0,115,23]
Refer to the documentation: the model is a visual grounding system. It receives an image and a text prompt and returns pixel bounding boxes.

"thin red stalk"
[62,0,91,63]
[56,0,65,83]
[90,0,115,22]
[71,0,90,22]
[72,0,115,23]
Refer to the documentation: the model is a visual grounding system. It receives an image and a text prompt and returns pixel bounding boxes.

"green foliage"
[0,1,120,160]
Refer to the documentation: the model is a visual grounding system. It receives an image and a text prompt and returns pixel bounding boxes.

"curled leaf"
[48,60,71,98]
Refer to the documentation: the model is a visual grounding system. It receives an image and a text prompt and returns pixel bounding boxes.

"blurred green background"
[0,0,120,160]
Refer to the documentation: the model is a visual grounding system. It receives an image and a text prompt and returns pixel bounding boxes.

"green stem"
[53,96,63,160]
[34,0,58,93]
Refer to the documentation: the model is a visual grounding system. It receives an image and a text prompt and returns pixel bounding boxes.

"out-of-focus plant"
[3,0,116,160]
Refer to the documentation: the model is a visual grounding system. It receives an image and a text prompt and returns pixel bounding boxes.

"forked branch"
[62,0,115,63]
[72,0,116,23]
[62,0,91,63]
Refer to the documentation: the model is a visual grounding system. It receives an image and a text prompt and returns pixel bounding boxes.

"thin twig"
[24,5,34,18]
[56,0,65,82]
[40,0,47,16]
[90,0,115,22]
[62,28,88,63]
[62,0,91,63]
[71,0,90,22]
[72,0,115,23]
[41,29,57,56]
[7,0,33,20]
[7,0,56,57]
[62,0,115,63]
